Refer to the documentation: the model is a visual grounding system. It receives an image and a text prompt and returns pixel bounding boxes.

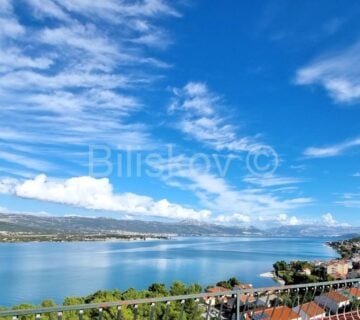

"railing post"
[149,303,155,320]
[117,306,122,320]
[133,304,138,320]
[236,291,240,320]
[163,301,170,320]
[178,299,185,320]
[57,311,63,320]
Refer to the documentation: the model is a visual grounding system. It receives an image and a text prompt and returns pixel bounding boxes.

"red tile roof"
[253,306,300,320]
[206,286,228,293]
[347,287,360,298]
[323,291,349,303]
[297,301,325,317]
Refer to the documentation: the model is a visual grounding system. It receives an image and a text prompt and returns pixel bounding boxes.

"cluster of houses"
[313,258,360,280]
[205,284,360,319]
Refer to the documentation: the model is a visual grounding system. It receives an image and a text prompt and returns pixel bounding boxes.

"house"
[314,291,350,313]
[342,287,360,300]
[205,286,229,306]
[233,283,254,290]
[239,294,257,307]
[302,268,312,276]
[256,294,278,308]
[325,260,349,279]
[251,306,301,320]
[293,301,326,320]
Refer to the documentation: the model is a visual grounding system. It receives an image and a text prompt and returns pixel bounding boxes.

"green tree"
[148,283,169,296]
[170,281,186,296]
[40,300,57,320]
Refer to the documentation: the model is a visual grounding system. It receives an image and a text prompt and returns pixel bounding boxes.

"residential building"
[233,283,253,290]
[205,286,229,306]
[256,294,278,308]
[314,291,350,313]
[293,301,326,320]
[251,306,301,320]
[342,287,360,300]
[239,294,257,307]
[325,260,349,279]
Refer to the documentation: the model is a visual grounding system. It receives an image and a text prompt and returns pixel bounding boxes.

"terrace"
[1,279,360,320]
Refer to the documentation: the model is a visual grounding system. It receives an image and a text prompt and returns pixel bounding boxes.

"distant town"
[269,237,360,286]
[0,231,169,243]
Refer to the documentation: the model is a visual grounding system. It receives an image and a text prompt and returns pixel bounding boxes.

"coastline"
[259,271,286,285]
[259,237,342,286]
[0,232,170,243]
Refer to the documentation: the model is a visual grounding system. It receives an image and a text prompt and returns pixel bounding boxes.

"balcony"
[1,279,360,320]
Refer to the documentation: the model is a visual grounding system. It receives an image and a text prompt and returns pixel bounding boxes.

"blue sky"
[0,0,360,227]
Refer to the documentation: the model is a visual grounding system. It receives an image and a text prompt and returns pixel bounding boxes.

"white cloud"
[0,17,25,38]
[336,192,360,208]
[0,177,17,194]
[243,175,302,187]
[169,82,254,152]
[0,0,180,175]
[148,154,312,218]
[321,212,350,227]
[321,212,336,226]
[0,48,53,72]
[51,0,180,20]
[259,213,302,226]
[25,0,71,21]
[3,174,211,220]
[214,213,251,224]
[0,1,25,39]
[295,41,360,103]
[304,137,360,158]
[0,150,55,171]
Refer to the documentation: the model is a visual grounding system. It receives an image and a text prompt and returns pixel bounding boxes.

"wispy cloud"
[243,175,303,187]
[148,153,312,220]
[169,82,254,152]
[304,137,360,158]
[295,41,360,103]
[0,0,25,40]
[0,150,55,172]
[0,0,180,174]
[336,192,360,208]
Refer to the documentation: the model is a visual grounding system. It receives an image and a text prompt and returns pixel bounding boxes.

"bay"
[0,237,338,306]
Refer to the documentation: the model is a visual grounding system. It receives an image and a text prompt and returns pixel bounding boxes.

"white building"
[314,291,350,313]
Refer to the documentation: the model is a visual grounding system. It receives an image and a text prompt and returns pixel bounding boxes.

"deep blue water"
[0,237,338,306]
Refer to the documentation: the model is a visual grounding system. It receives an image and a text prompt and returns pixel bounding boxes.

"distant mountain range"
[0,213,261,236]
[266,224,360,237]
[0,212,359,238]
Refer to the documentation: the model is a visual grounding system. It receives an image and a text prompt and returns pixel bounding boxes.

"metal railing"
[1,279,360,320]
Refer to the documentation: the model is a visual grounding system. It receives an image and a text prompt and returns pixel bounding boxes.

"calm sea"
[0,237,338,306]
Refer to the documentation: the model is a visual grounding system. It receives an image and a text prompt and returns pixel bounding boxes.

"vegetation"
[0,233,168,243]
[273,260,333,285]
[328,237,360,259]
[215,277,241,289]
[0,281,203,320]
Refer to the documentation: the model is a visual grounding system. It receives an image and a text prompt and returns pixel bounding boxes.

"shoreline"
[259,271,286,285]
[0,233,170,243]
[259,237,342,286]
